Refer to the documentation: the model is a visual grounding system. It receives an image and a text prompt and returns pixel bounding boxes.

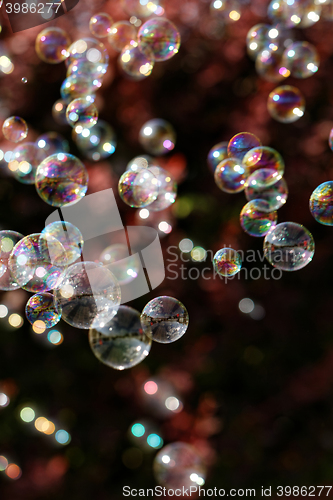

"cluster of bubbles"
[209,132,315,275]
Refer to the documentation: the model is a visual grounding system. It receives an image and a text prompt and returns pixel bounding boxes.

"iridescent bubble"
[329,127,333,152]
[0,230,24,291]
[245,168,288,210]
[54,261,121,329]
[154,442,207,490]
[146,166,177,211]
[2,116,28,143]
[42,221,83,265]
[122,0,164,17]
[283,0,321,28]
[139,119,176,155]
[60,75,97,102]
[256,48,288,82]
[36,132,69,159]
[89,306,152,370]
[268,0,286,24]
[309,181,333,226]
[66,97,98,130]
[99,244,141,285]
[9,233,67,292]
[267,85,305,123]
[66,59,106,83]
[25,292,61,328]
[207,141,228,173]
[264,222,315,271]
[35,27,71,64]
[67,38,109,68]
[35,153,89,207]
[52,99,68,125]
[89,13,113,38]
[118,169,159,208]
[213,248,242,277]
[137,17,181,62]
[108,21,137,52]
[246,24,270,60]
[227,132,261,160]
[140,296,189,344]
[240,199,278,237]
[281,41,319,78]
[214,158,248,193]
[119,42,154,80]
[8,142,41,184]
[242,146,285,176]
[72,120,117,161]
[210,0,241,22]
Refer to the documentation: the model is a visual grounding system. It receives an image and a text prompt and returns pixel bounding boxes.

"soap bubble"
[122,0,164,17]
[138,17,181,62]
[42,221,83,265]
[145,166,177,211]
[242,146,285,176]
[154,442,207,490]
[67,59,106,84]
[8,142,41,184]
[9,233,67,292]
[245,168,288,210]
[119,42,154,80]
[99,244,140,285]
[25,292,61,328]
[214,158,248,193]
[309,181,333,226]
[141,296,189,344]
[108,21,137,52]
[66,97,98,130]
[246,24,270,60]
[240,199,278,237]
[228,132,261,160]
[139,119,176,155]
[89,13,113,38]
[60,75,97,102]
[89,306,152,370]
[72,120,117,161]
[213,248,242,277]
[36,132,69,159]
[67,38,109,68]
[54,261,121,329]
[129,419,163,451]
[0,230,24,291]
[2,116,28,143]
[35,153,88,207]
[35,27,71,64]
[210,0,241,22]
[207,141,228,173]
[282,0,321,28]
[127,155,158,172]
[52,99,68,125]
[256,48,288,82]
[268,85,305,123]
[264,222,315,271]
[118,169,159,208]
[281,41,319,79]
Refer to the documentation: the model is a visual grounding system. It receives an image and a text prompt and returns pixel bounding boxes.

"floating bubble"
[240,199,278,237]
[154,442,207,490]
[89,13,113,38]
[2,116,28,143]
[72,120,117,161]
[54,261,121,329]
[8,142,41,184]
[284,0,321,28]
[268,85,305,123]
[245,168,288,210]
[9,233,67,292]
[214,158,248,193]
[242,146,285,176]
[67,59,106,83]
[21,77,27,84]
[35,27,71,64]
[52,99,68,125]
[264,222,315,271]
[227,132,261,160]
[99,244,140,285]
[146,166,177,211]
[66,97,98,130]
[35,153,88,207]
[89,306,152,370]
[129,419,163,451]
[108,21,137,52]
[25,292,61,328]
[210,0,241,22]
[67,38,109,68]
[309,181,333,226]
[138,17,181,62]
[119,42,154,80]
[207,141,228,173]
[60,75,97,102]
[118,169,159,208]
[256,48,288,82]
[42,221,83,265]
[267,0,286,24]
[36,132,69,160]
[281,41,319,79]
[0,230,24,291]
[139,119,176,155]
[213,248,242,277]
[141,296,189,344]
[127,155,158,172]
[122,0,164,17]
[246,24,271,60]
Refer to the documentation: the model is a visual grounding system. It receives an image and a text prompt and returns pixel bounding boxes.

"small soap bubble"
[25,292,61,328]
[268,85,305,123]
[21,77,27,84]
[35,153,88,207]
[210,0,241,22]
[138,17,181,62]
[99,244,140,285]
[214,158,248,193]
[213,248,242,277]
[72,120,117,161]
[242,146,285,176]
[2,116,28,143]
[245,168,288,210]
[35,27,71,64]
[281,41,319,79]
[118,169,159,208]
[141,296,189,344]
[66,97,98,130]
[9,142,41,184]
[309,181,333,226]
[108,21,138,52]
[246,24,271,60]
[52,99,68,125]
[139,119,176,156]
[42,221,83,265]
[146,166,177,211]
[240,199,278,237]
[207,141,228,173]
[264,222,315,271]
[89,306,152,370]
[227,132,261,160]
[119,42,154,80]
[0,230,24,291]
[89,13,113,38]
